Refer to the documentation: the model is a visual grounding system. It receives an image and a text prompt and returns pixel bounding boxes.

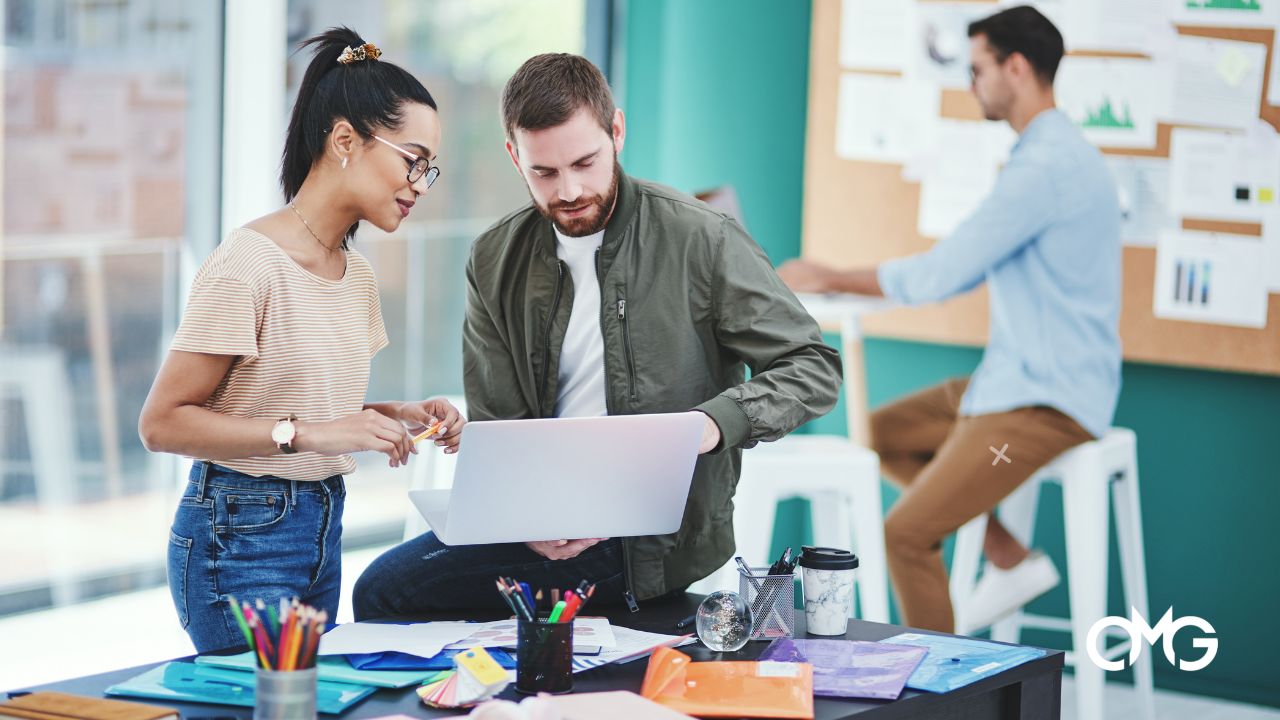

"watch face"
[271,421,295,445]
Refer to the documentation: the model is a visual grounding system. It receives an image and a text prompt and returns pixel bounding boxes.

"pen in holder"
[515,617,574,694]
[738,566,795,640]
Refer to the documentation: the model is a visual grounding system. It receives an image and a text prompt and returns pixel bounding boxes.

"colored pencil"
[244,604,277,659]
[412,420,445,444]
[226,596,255,650]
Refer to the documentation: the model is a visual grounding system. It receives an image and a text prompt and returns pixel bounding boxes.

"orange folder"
[639,647,814,719]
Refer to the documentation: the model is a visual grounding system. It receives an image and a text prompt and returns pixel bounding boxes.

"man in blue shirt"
[779,6,1120,634]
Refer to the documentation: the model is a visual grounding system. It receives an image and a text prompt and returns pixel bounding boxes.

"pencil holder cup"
[254,667,318,720]
[739,567,796,640]
[515,618,574,694]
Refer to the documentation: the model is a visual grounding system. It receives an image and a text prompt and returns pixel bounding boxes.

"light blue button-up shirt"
[877,109,1121,438]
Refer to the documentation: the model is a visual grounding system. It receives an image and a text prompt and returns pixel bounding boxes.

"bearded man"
[353,53,841,619]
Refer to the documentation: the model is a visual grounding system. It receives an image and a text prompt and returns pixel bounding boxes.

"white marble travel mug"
[799,546,859,636]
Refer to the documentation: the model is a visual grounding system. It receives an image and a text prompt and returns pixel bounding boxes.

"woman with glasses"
[138,27,461,652]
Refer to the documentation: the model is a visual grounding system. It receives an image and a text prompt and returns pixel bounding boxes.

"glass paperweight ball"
[695,590,753,652]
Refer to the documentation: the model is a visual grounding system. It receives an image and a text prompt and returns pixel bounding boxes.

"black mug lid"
[798,545,859,570]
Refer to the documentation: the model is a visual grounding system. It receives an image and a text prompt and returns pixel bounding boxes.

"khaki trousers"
[871,377,1094,633]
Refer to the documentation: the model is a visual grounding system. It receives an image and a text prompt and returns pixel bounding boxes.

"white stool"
[690,435,890,624]
[950,428,1154,720]
[402,396,467,542]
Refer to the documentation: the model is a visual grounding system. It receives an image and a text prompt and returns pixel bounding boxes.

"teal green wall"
[622,0,1280,709]
[618,0,810,265]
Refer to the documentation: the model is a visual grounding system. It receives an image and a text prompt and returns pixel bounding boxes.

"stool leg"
[1112,438,1155,720]
[1062,454,1110,720]
[850,470,890,623]
[949,514,988,636]
[990,478,1042,644]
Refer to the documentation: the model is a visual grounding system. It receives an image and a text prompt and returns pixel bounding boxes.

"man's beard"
[531,157,620,237]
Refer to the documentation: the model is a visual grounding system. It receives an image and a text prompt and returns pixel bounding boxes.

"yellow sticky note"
[1260,188,1275,203]
[455,645,509,686]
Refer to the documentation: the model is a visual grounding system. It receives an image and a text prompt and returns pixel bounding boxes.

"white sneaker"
[959,551,1061,634]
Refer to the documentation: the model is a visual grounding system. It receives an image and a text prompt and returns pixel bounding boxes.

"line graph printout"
[1056,56,1169,149]
[1170,0,1280,27]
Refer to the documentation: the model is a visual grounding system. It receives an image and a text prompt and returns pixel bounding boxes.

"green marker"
[547,600,567,623]
[226,595,255,649]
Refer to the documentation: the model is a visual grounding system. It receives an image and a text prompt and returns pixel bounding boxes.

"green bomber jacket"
[461,168,842,605]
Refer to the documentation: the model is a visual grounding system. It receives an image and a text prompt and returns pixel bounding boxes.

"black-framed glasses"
[371,134,440,188]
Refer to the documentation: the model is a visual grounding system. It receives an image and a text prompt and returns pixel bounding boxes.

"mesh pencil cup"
[254,667,318,720]
[515,618,574,694]
[738,566,795,640]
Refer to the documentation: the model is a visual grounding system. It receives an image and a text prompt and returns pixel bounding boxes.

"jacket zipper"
[596,247,640,612]
[617,299,637,401]
[538,261,565,415]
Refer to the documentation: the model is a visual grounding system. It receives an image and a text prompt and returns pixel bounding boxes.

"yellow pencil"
[412,420,446,444]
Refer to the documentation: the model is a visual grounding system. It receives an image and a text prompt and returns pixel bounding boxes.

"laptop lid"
[415,412,705,545]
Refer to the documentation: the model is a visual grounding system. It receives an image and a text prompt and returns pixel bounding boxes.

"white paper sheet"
[443,617,618,650]
[1107,156,1177,247]
[1270,30,1280,105]
[570,627,697,673]
[317,621,475,657]
[1056,56,1170,149]
[915,119,1016,238]
[835,73,939,163]
[907,2,994,89]
[1169,126,1280,222]
[1059,0,1169,54]
[1154,229,1268,328]
[1171,36,1267,130]
[1265,216,1280,291]
[839,0,915,71]
[1170,0,1280,28]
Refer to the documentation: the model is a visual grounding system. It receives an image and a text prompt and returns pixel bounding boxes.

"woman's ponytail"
[281,27,437,245]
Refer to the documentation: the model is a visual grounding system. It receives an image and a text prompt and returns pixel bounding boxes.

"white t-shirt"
[553,227,608,418]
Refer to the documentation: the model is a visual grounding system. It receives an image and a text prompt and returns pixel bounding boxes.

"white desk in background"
[796,292,894,447]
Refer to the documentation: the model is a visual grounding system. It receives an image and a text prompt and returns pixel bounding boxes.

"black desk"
[19,594,1062,719]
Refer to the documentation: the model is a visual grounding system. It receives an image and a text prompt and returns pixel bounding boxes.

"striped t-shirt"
[170,228,389,481]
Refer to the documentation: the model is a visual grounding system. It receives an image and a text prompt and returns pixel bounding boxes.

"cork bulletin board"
[801,0,1280,374]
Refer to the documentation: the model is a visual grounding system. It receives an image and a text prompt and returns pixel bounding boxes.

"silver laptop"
[409,413,706,545]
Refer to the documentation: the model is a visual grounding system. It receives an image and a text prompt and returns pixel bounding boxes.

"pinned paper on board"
[1107,156,1176,247]
[1054,0,1168,54]
[914,119,1016,239]
[1169,127,1280,223]
[1056,56,1169,149]
[1171,36,1267,130]
[908,2,994,89]
[835,73,940,163]
[1154,229,1268,328]
[1170,0,1280,28]
[839,0,915,72]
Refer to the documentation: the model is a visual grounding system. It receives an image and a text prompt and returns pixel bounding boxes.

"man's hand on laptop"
[526,538,609,560]
[695,411,722,454]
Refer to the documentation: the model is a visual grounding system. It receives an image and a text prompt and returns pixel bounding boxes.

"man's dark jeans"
[353,532,633,621]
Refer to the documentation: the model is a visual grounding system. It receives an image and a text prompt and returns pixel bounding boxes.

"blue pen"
[519,582,534,609]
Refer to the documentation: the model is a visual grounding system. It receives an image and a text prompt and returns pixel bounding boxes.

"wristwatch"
[272,415,299,454]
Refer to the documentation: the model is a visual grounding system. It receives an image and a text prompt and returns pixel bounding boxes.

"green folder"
[195,651,436,688]
[105,662,376,714]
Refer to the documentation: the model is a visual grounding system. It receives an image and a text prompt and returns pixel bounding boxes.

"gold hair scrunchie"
[337,43,381,64]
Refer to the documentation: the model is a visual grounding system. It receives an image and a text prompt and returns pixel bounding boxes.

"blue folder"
[104,662,376,714]
[194,652,435,688]
[879,632,1046,693]
[345,648,516,670]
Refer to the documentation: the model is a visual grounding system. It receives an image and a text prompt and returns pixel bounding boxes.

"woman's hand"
[399,398,466,454]
[295,409,416,467]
